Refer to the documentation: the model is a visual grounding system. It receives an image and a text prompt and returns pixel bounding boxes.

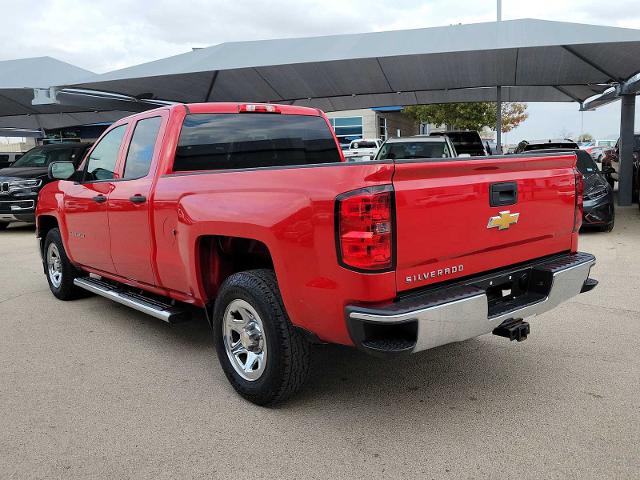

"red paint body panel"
[36,102,580,347]
[393,155,578,291]
[107,110,169,285]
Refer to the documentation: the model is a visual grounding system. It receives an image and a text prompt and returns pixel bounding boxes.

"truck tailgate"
[393,154,577,292]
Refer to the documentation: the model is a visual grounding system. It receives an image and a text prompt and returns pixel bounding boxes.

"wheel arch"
[196,235,275,321]
[36,215,60,256]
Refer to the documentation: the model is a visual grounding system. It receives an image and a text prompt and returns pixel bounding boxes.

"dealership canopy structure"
[64,18,640,204]
[3,19,640,203]
[69,19,628,108]
[0,57,165,130]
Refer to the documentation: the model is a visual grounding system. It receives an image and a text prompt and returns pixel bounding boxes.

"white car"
[582,140,616,162]
[343,138,383,161]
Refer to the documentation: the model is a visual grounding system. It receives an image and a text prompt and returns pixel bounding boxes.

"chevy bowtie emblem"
[487,211,520,230]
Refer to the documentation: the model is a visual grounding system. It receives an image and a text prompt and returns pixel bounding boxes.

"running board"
[74,277,190,323]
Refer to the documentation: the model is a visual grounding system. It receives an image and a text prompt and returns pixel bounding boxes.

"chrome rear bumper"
[346,252,596,355]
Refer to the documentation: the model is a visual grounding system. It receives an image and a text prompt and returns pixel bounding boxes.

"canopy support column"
[618,94,636,206]
[496,86,503,154]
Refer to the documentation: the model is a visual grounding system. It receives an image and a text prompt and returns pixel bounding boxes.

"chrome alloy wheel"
[46,242,63,288]
[222,299,268,381]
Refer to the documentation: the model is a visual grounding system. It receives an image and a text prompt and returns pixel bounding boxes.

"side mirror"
[48,161,76,180]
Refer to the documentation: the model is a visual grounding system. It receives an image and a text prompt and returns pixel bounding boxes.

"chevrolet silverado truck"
[36,102,598,405]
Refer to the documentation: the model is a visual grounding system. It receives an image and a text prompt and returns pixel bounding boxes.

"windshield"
[576,150,599,175]
[524,143,578,152]
[11,146,80,168]
[376,141,452,160]
[439,132,485,155]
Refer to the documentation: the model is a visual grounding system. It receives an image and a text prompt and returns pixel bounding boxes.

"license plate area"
[470,267,552,318]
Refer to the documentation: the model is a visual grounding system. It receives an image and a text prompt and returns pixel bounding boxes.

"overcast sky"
[1,0,640,141]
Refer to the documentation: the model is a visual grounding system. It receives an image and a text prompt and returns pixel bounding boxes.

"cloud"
[2,0,639,73]
[1,0,639,140]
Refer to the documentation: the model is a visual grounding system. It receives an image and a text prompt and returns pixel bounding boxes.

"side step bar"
[74,277,190,324]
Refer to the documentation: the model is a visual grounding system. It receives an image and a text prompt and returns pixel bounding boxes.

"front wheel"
[0,222,8,231]
[213,269,311,406]
[43,228,86,300]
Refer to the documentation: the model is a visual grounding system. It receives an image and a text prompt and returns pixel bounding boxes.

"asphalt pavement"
[1,207,639,479]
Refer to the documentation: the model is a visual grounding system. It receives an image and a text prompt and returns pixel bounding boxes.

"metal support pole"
[496,86,503,154]
[618,94,636,206]
[495,0,503,155]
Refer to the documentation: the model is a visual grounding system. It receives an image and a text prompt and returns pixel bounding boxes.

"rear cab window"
[173,113,342,172]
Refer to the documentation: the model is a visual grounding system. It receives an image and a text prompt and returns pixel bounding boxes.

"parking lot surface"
[1,207,639,479]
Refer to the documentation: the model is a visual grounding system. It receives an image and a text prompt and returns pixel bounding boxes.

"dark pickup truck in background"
[0,143,91,229]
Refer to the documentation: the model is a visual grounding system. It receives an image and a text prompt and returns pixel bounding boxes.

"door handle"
[129,194,147,204]
[490,182,518,207]
[92,195,107,203]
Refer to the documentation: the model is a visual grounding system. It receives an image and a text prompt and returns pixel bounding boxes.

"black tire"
[43,228,85,300]
[606,176,615,189]
[598,207,615,232]
[213,269,311,406]
[0,222,8,230]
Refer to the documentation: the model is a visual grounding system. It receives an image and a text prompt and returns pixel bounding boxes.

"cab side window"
[123,117,163,180]
[85,125,127,182]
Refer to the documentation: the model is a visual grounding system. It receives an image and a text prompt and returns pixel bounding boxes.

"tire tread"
[213,269,311,406]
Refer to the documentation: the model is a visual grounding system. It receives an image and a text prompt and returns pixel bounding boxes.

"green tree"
[405,102,528,132]
[577,133,594,142]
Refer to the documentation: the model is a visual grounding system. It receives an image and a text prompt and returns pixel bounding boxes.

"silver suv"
[375,135,458,161]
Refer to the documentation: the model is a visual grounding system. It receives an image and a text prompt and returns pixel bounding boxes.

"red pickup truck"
[36,102,597,405]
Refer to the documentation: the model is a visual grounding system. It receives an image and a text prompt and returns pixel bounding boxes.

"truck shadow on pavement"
[157,310,546,414]
[77,294,564,418]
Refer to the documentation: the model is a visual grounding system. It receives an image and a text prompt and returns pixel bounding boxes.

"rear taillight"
[238,104,280,113]
[336,185,394,272]
[573,169,584,232]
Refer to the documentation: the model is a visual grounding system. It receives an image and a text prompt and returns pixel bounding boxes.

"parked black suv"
[530,148,614,232]
[430,131,487,156]
[515,139,579,153]
[0,143,91,229]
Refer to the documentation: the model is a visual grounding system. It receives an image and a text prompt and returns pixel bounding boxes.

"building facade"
[326,107,419,149]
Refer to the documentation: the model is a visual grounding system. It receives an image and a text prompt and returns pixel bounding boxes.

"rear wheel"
[43,228,85,300]
[0,222,8,230]
[213,269,311,406]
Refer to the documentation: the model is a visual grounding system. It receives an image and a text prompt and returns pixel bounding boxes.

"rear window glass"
[376,141,452,160]
[524,143,578,151]
[443,132,481,144]
[174,113,341,172]
[351,141,377,149]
